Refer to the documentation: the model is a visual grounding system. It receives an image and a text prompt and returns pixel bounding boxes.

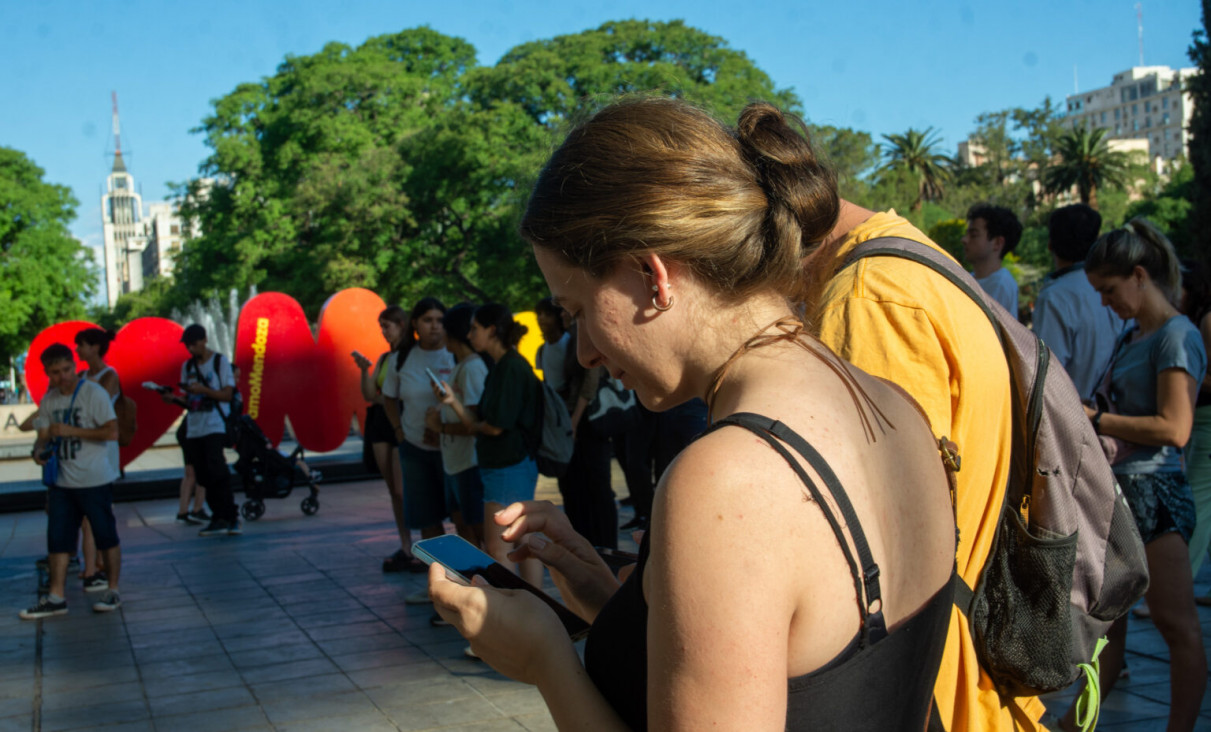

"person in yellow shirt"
[808,201,1045,731]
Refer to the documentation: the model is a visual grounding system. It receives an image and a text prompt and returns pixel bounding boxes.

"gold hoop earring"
[652,294,674,312]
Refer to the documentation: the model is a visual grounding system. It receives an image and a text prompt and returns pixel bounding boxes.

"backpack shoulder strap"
[701,412,888,646]
[843,237,1020,619]
[845,237,1005,347]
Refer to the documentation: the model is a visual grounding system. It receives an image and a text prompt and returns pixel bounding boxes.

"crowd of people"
[14,95,1211,731]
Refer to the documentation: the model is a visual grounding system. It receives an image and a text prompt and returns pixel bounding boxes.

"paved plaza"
[0,478,1209,731]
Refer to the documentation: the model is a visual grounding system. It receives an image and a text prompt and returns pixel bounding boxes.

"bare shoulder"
[655,425,813,548]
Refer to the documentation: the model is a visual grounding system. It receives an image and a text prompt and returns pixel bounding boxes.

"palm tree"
[1043,127,1131,210]
[879,127,952,211]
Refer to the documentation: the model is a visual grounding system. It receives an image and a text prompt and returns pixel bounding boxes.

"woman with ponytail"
[354,305,426,573]
[1059,219,1208,731]
[435,303,543,588]
[428,98,955,730]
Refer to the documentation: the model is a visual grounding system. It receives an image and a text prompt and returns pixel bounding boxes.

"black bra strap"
[702,412,888,645]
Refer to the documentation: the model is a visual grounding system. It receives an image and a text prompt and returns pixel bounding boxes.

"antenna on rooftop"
[1136,3,1144,66]
[112,91,121,154]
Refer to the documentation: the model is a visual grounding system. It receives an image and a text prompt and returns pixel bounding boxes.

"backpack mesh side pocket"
[971,506,1079,697]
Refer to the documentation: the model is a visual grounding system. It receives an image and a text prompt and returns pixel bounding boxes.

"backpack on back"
[114,388,137,447]
[845,237,1149,698]
[531,378,575,478]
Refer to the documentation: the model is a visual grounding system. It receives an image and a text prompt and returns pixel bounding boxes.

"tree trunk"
[1088,185,1099,210]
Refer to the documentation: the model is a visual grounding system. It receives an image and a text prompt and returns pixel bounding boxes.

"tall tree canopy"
[1188,1,1211,255]
[0,147,94,366]
[878,127,952,211]
[1044,127,1131,210]
[174,21,802,316]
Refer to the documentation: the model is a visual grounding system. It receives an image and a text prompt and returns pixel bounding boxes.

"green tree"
[878,127,952,211]
[469,20,798,131]
[1187,2,1211,254]
[809,125,878,201]
[1123,162,1195,254]
[0,147,95,367]
[177,28,477,314]
[178,22,804,314]
[1043,127,1131,209]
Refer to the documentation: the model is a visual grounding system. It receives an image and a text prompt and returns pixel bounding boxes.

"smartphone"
[351,349,367,363]
[413,534,590,641]
[425,367,447,396]
[595,547,639,571]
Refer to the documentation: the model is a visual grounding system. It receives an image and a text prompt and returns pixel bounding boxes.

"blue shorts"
[480,457,538,507]
[445,467,485,525]
[399,440,447,529]
[47,484,120,554]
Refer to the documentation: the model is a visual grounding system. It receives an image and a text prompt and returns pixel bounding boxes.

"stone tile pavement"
[0,478,1208,731]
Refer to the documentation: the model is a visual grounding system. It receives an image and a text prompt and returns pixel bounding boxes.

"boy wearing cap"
[172,324,240,536]
[22,344,123,618]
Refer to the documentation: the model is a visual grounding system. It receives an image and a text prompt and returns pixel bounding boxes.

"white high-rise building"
[100,148,146,309]
[1064,66,1197,164]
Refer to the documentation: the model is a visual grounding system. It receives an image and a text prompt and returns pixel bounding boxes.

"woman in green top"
[436,303,542,587]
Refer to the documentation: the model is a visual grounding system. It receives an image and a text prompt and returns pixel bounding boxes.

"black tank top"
[584,413,953,731]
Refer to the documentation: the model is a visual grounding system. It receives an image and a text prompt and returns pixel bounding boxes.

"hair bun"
[735,103,839,249]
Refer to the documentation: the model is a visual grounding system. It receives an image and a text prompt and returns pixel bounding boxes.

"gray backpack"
[845,237,1149,697]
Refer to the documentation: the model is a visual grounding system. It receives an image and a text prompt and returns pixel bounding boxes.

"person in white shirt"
[962,203,1022,318]
[173,324,239,537]
[382,298,456,601]
[1033,204,1125,400]
[22,343,122,618]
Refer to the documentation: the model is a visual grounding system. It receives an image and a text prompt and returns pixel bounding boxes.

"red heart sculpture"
[24,318,185,467]
[24,290,557,467]
[234,288,388,451]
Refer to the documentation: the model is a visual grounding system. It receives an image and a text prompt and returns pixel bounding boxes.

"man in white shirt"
[962,204,1022,318]
[1033,204,1126,399]
[22,344,122,618]
[174,324,240,537]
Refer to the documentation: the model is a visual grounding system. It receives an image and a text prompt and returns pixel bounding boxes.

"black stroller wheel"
[301,496,319,515]
[241,500,266,521]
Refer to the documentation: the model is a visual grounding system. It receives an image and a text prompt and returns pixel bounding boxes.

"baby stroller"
[231,414,321,520]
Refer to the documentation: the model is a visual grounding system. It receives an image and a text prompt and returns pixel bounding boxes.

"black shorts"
[364,404,398,446]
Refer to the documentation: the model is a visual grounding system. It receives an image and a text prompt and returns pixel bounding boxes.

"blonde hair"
[1086,217,1182,304]
[520,97,839,304]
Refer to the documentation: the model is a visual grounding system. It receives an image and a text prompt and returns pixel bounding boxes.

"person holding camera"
[21,343,123,618]
[171,324,239,536]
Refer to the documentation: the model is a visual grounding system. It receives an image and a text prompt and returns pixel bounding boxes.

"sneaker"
[92,591,121,613]
[226,519,243,536]
[82,572,109,593]
[430,611,451,627]
[20,596,67,620]
[189,509,211,522]
[405,588,432,605]
[176,512,201,525]
[199,519,231,537]
[463,645,480,660]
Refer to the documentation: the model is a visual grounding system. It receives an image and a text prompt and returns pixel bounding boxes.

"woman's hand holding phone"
[428,563,579,686]
[498,501,622,622]
[350,350,371,370]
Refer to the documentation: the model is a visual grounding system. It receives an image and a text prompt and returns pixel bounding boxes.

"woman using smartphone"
[425,303,489,548]
[381,298,455,593]
[433,303,543,588]
[428,99,956,730]
[1060,220,1207,731]
[354,305,425,573]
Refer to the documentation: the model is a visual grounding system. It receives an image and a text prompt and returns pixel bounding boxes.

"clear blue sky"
[1,0,1200,297]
